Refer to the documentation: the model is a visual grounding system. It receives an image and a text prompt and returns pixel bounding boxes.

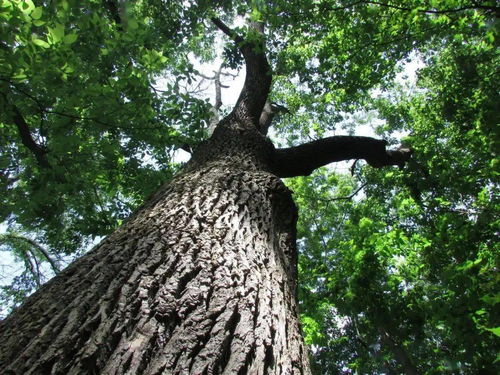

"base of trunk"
[0,164,310,375]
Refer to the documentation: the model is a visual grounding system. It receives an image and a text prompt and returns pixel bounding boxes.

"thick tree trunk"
[0,16,412,374]
[0,116,311,374]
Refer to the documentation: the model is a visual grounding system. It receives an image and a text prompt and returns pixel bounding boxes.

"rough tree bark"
[0,18,411,374]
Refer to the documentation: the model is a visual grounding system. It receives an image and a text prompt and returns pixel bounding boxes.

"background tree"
[0,0,498,374]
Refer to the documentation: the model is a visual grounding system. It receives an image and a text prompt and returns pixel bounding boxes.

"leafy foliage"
[279,2,499,373]
[1,1,499,373]
[0,0,216,305]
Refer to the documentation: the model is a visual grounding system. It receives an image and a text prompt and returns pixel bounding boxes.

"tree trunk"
[0,116,311,374]
[378,323,419,375]
[0,16,412,374]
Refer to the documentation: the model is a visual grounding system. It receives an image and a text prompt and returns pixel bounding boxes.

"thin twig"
[363,1,499,16]
[330,183,367,202]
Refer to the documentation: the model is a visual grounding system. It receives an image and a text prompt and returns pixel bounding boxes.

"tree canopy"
[1,0,498,373]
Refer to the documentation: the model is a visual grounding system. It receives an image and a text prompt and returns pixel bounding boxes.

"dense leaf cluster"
[1,0,214,301]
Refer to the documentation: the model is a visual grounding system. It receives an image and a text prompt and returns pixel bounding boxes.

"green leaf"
[359,217,373,230]
[48,23,65,44]
[20,0,35,13]
[127,19,138,30]
[12,70,27,81]
[32,37,50,48]
[31,6,42,20]
[485,327,500,337]
[481,294,500,305]
[63,33,78,45]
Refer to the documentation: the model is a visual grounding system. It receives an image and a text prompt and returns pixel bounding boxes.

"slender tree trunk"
[376,314,419,375]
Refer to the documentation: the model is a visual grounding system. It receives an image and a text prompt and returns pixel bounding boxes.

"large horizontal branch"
[211,17,271,127]
[271,136,412,178]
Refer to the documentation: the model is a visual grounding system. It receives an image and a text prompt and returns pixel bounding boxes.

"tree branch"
[211,17,244,44]
[363,1,500,16]
[2,234,61,274]
[313,0,499,17]
[285,1,499,19]
[211,17,272,127]
[3,79,115,129]
[329,183,367,201]
[7,102,51,168]
[24,250,40,287]
[271,136,412,178]
[103,0,122,25]
[259,101,289,135]
[27,248,42,287]
[213,63,224,110]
